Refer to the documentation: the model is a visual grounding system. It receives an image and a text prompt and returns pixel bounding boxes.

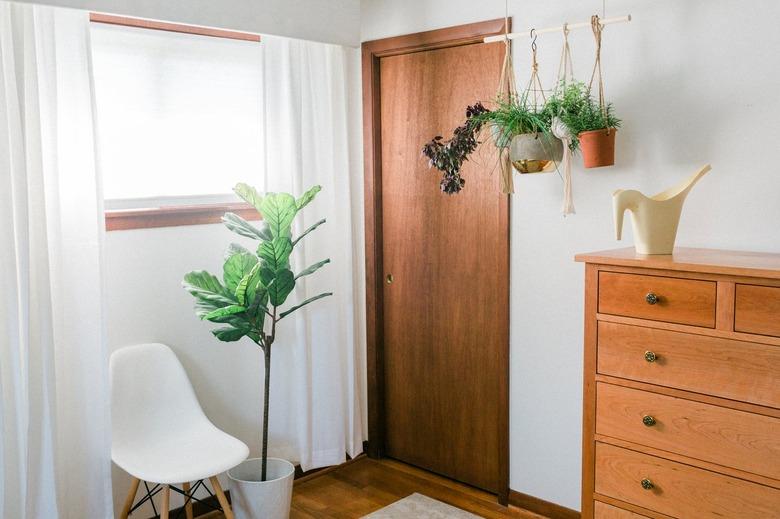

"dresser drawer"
[596,383,780,480]
[594,502,649,519]
[598,322,780,408]
[598,272,716,327]
[735,284,780,337]
[595,443,780,519]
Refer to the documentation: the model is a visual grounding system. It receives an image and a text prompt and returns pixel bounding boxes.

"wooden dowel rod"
[484,14,631,43]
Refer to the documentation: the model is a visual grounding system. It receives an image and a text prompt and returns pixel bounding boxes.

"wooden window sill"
[105,202,261,231]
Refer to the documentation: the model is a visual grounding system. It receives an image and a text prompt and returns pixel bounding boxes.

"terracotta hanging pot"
[510,133,563,174]
[579,128,617,168]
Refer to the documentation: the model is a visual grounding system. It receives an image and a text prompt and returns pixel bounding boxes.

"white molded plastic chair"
[111,343,249,519]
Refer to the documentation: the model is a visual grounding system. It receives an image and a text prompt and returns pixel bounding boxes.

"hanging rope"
[495,0,517,194]
[551,23,576,216]
[555,23,574,91]
[587,15,610,135]
[524,29,547,109]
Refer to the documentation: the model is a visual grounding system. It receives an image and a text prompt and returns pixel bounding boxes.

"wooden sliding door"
[363,20,510,501]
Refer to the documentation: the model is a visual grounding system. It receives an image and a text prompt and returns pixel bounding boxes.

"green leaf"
[233,183,264,212]
[209,313,252,328]
[246,285,269,319]
[295,258,330,280]
[203,304,247,321]
[260,193,297,238]
[246,275,268,311]
[292,218,326,247]
[223,212,272,241]
[258,266,275,287]
[194,300,223,319]
[235,263,262,305]
[295,185,321,211]
[268,269,295,306]
[183,271,236,306]
[224,243,251,260]
[223,251,258,292]
[279,292,333,319]
[211,327,248,342]
[258,237,293,272]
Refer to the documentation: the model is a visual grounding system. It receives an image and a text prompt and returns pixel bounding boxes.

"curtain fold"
[0,2,113,517]
[259,35,365,471]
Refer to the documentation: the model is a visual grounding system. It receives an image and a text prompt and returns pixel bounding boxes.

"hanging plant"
[421,102,490,194]
[576,15,622,168]
[472,92,561,174]
[543,23,580,215]
[488,29,563,174]
[543,81,590,151]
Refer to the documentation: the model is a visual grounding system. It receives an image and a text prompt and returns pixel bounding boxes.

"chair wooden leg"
[182,482,194,519]
[160,485,170,519]
[120,477,140,519]
[209,476,234,519]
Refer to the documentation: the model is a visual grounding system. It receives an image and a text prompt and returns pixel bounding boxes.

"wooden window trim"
[89,13,261,42]
[105,203,261,231]
[92,13,261,231]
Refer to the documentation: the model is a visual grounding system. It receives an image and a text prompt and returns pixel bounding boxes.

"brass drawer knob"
[641,478,654,490]
[642,415,657,427]
[386,273,394,285]
[645,292,659,305]
[644,351,658,363]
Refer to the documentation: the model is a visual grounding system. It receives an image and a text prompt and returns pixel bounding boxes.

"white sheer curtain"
[259,35,365,470]
[0,2,113,518]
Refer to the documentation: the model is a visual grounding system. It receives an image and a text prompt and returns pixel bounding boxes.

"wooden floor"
[203,456,545,518]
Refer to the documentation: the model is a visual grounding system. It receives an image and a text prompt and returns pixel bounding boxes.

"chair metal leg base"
[121,477,231,518]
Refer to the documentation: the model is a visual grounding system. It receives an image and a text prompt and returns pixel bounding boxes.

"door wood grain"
[378,38,508,493]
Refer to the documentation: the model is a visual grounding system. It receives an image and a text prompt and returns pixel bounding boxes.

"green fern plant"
[544,81,621,150]
[183,183,332,481]
[472,92,552,148]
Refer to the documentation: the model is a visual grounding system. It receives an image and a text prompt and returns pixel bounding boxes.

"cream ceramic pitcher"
[613,164,711,255]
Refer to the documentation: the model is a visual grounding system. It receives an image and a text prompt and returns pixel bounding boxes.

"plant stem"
[260,307,278,482]
[261,341,271,481]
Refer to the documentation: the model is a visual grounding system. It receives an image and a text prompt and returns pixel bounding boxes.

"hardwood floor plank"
[206,458,550,518]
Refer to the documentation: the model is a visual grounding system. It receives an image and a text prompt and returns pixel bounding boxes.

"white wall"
[14,0,361,46]
[362,0,780,510]
[105,224,262,516]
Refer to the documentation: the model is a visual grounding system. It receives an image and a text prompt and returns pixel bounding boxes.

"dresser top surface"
[575,247,780,279]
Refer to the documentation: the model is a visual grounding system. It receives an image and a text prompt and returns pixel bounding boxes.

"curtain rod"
[483,14,631,44]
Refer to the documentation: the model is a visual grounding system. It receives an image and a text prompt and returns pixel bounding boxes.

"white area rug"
[362,493,482,518]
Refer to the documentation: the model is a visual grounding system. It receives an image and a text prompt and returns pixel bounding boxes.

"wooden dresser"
[575,248,780,519]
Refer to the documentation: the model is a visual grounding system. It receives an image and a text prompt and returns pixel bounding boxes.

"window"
[90,15,264,229]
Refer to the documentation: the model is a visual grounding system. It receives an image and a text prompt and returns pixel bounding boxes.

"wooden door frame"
[361,19,511,505]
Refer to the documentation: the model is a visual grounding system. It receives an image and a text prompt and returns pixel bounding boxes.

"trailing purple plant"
[421,102,490,194]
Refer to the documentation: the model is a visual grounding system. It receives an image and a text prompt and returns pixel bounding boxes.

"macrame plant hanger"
[524,31,566,180]
[588,15,610,135]
[496,0,518,194]
[524,29,546,115]
[551,23,576,215]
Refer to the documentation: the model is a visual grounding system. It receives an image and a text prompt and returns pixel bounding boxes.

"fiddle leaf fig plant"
[183,183,332,481]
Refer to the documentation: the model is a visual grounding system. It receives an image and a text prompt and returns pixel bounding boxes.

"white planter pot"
[228,457,295,519]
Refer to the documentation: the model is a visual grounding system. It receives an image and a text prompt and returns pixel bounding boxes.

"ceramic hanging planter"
[579,128,616,168]
[510,132,563,173]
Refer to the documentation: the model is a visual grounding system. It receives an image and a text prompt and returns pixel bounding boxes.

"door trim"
[361,18,511,505]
